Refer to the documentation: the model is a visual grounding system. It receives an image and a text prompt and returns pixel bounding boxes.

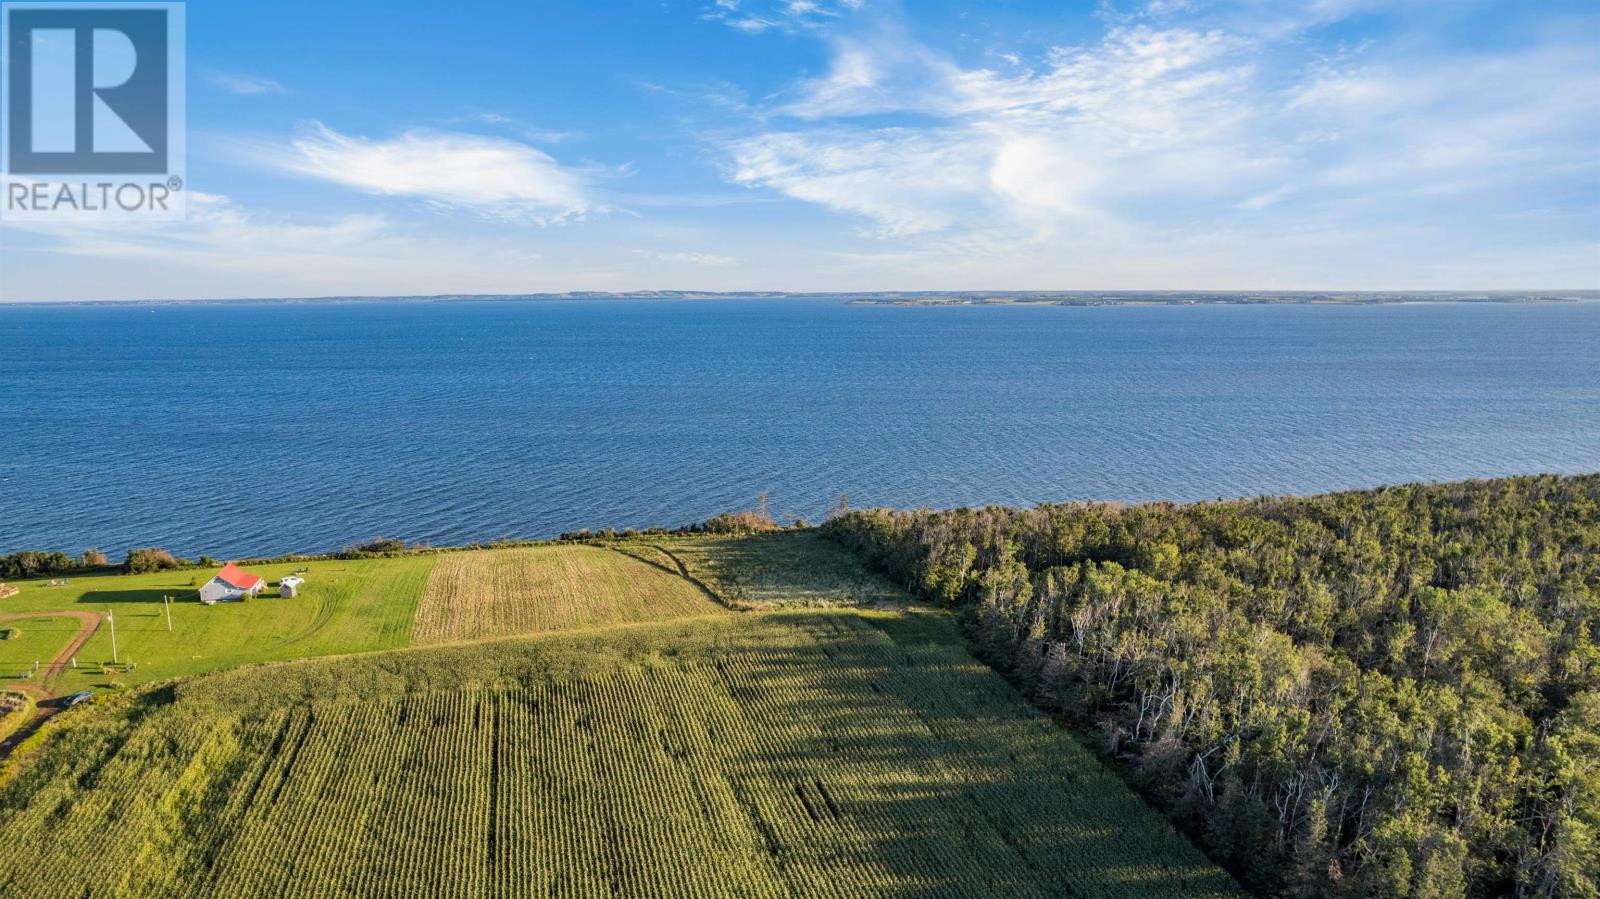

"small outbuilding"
[278,576,305,598]
[198,563,266,604]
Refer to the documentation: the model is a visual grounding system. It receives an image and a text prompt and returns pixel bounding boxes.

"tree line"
[821,474,1599,897]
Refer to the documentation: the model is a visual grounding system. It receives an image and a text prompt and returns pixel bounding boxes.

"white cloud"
[729,128,987,236]
[0,194,553,300]
[721,14,1600,265]
[704,0,862,34]
[730,26,1280,237]
[467,112,576,144]
[236,124,592,224]
[634,250,736,267]
[204,69,287,96]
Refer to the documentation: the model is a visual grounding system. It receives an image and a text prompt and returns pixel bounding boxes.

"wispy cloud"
[1,194,553,299]
[704,0,863,34]
[204,69,287,96]
[465,112,578,145]
[634,249,736,266]
[720,8,1600,260]
[234,124,593,224]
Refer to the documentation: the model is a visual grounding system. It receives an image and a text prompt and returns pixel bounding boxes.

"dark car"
[63,691,93,707]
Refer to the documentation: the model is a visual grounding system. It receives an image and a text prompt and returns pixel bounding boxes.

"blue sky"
[2,0,1597,300]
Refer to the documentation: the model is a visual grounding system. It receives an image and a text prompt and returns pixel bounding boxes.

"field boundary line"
[608,544,734,609]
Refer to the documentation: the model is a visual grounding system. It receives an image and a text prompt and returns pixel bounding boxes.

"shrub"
[0,550,74,579]
[80,548,109,568]
[697,509,779,534]
[124,547,180,573]
[0,629,18,641]
[340,537,412,557]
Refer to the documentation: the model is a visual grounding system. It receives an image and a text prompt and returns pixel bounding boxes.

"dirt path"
[0,611,105,760]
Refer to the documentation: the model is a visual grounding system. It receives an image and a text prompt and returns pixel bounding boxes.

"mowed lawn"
[0,617,85,681]
[0,557,436,691]
[0,610,1241,899]
[412,545,723,644]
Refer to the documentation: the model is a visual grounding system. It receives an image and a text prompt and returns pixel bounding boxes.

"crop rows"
[0,612,1239,897]
[412,546,720,644]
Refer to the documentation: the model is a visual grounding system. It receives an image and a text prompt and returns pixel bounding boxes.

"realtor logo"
[2,2,185,220]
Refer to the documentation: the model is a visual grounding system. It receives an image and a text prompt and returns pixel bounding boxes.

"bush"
[124,547,180,573]
[80,548,109,568]
[0,550,74,579]
[697,509,779,534]
[339,537,414,557]
[0,629,17,641]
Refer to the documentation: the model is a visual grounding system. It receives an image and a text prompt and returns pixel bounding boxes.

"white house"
[198,563,266,604]
[278,576,304,598]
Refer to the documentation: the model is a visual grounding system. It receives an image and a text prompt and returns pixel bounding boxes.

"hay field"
[412,545,722,644]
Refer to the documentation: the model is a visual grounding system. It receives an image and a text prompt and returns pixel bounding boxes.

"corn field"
[412,546,721,644]
[0,611,1240,898]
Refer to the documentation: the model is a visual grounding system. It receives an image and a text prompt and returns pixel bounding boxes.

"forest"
[822,474,1600,897]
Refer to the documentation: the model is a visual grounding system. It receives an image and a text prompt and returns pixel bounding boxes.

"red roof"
[214,563,265,590]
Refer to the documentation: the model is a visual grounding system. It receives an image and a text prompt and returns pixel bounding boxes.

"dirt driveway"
[0,610,105,698]
[0,611,105,759]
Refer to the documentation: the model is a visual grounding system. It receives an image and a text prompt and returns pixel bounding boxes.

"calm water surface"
[2,298,1597,557]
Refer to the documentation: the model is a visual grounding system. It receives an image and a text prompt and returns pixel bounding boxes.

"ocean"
[2,297,1597,558]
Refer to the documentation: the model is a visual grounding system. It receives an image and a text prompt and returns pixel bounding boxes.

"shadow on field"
[0,609,1241,898]
[681,611,1242,897]
[676,531,908,607]
[77,586,195,605]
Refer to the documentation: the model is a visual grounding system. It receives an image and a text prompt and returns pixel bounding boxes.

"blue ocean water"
[2,298,1597,558]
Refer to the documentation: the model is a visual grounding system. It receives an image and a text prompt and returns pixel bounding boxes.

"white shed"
[279,576,305,598]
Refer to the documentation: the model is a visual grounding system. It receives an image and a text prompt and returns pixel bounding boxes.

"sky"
[1,0,1597,300]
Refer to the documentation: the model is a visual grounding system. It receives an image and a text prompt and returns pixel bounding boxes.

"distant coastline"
[843,291,1594,307]
[1,290,1594,308]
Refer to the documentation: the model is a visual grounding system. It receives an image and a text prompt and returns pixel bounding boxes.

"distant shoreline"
[846,292,1591,307]
[1,290,1595,308]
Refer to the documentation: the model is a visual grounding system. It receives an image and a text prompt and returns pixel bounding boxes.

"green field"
[0,617,84,680]
[0,557,436,691]
[0,610,1239,898]
[628,531,907,608]
[0,544,735,693]
[0,533,1243,896]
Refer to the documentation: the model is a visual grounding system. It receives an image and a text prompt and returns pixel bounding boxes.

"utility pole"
[108,610,118,665]
[164,595,173,633]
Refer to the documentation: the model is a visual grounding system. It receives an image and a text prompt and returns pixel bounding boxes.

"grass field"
[412,545,724,644]
[0,543,731,694]
[0,617,83,681]
[633,531,908,608]
[0,610,1239,898]
[0,534,903,698]
[0,557,436,691]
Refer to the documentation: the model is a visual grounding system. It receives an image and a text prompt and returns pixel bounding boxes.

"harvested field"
[412,545,722,643]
